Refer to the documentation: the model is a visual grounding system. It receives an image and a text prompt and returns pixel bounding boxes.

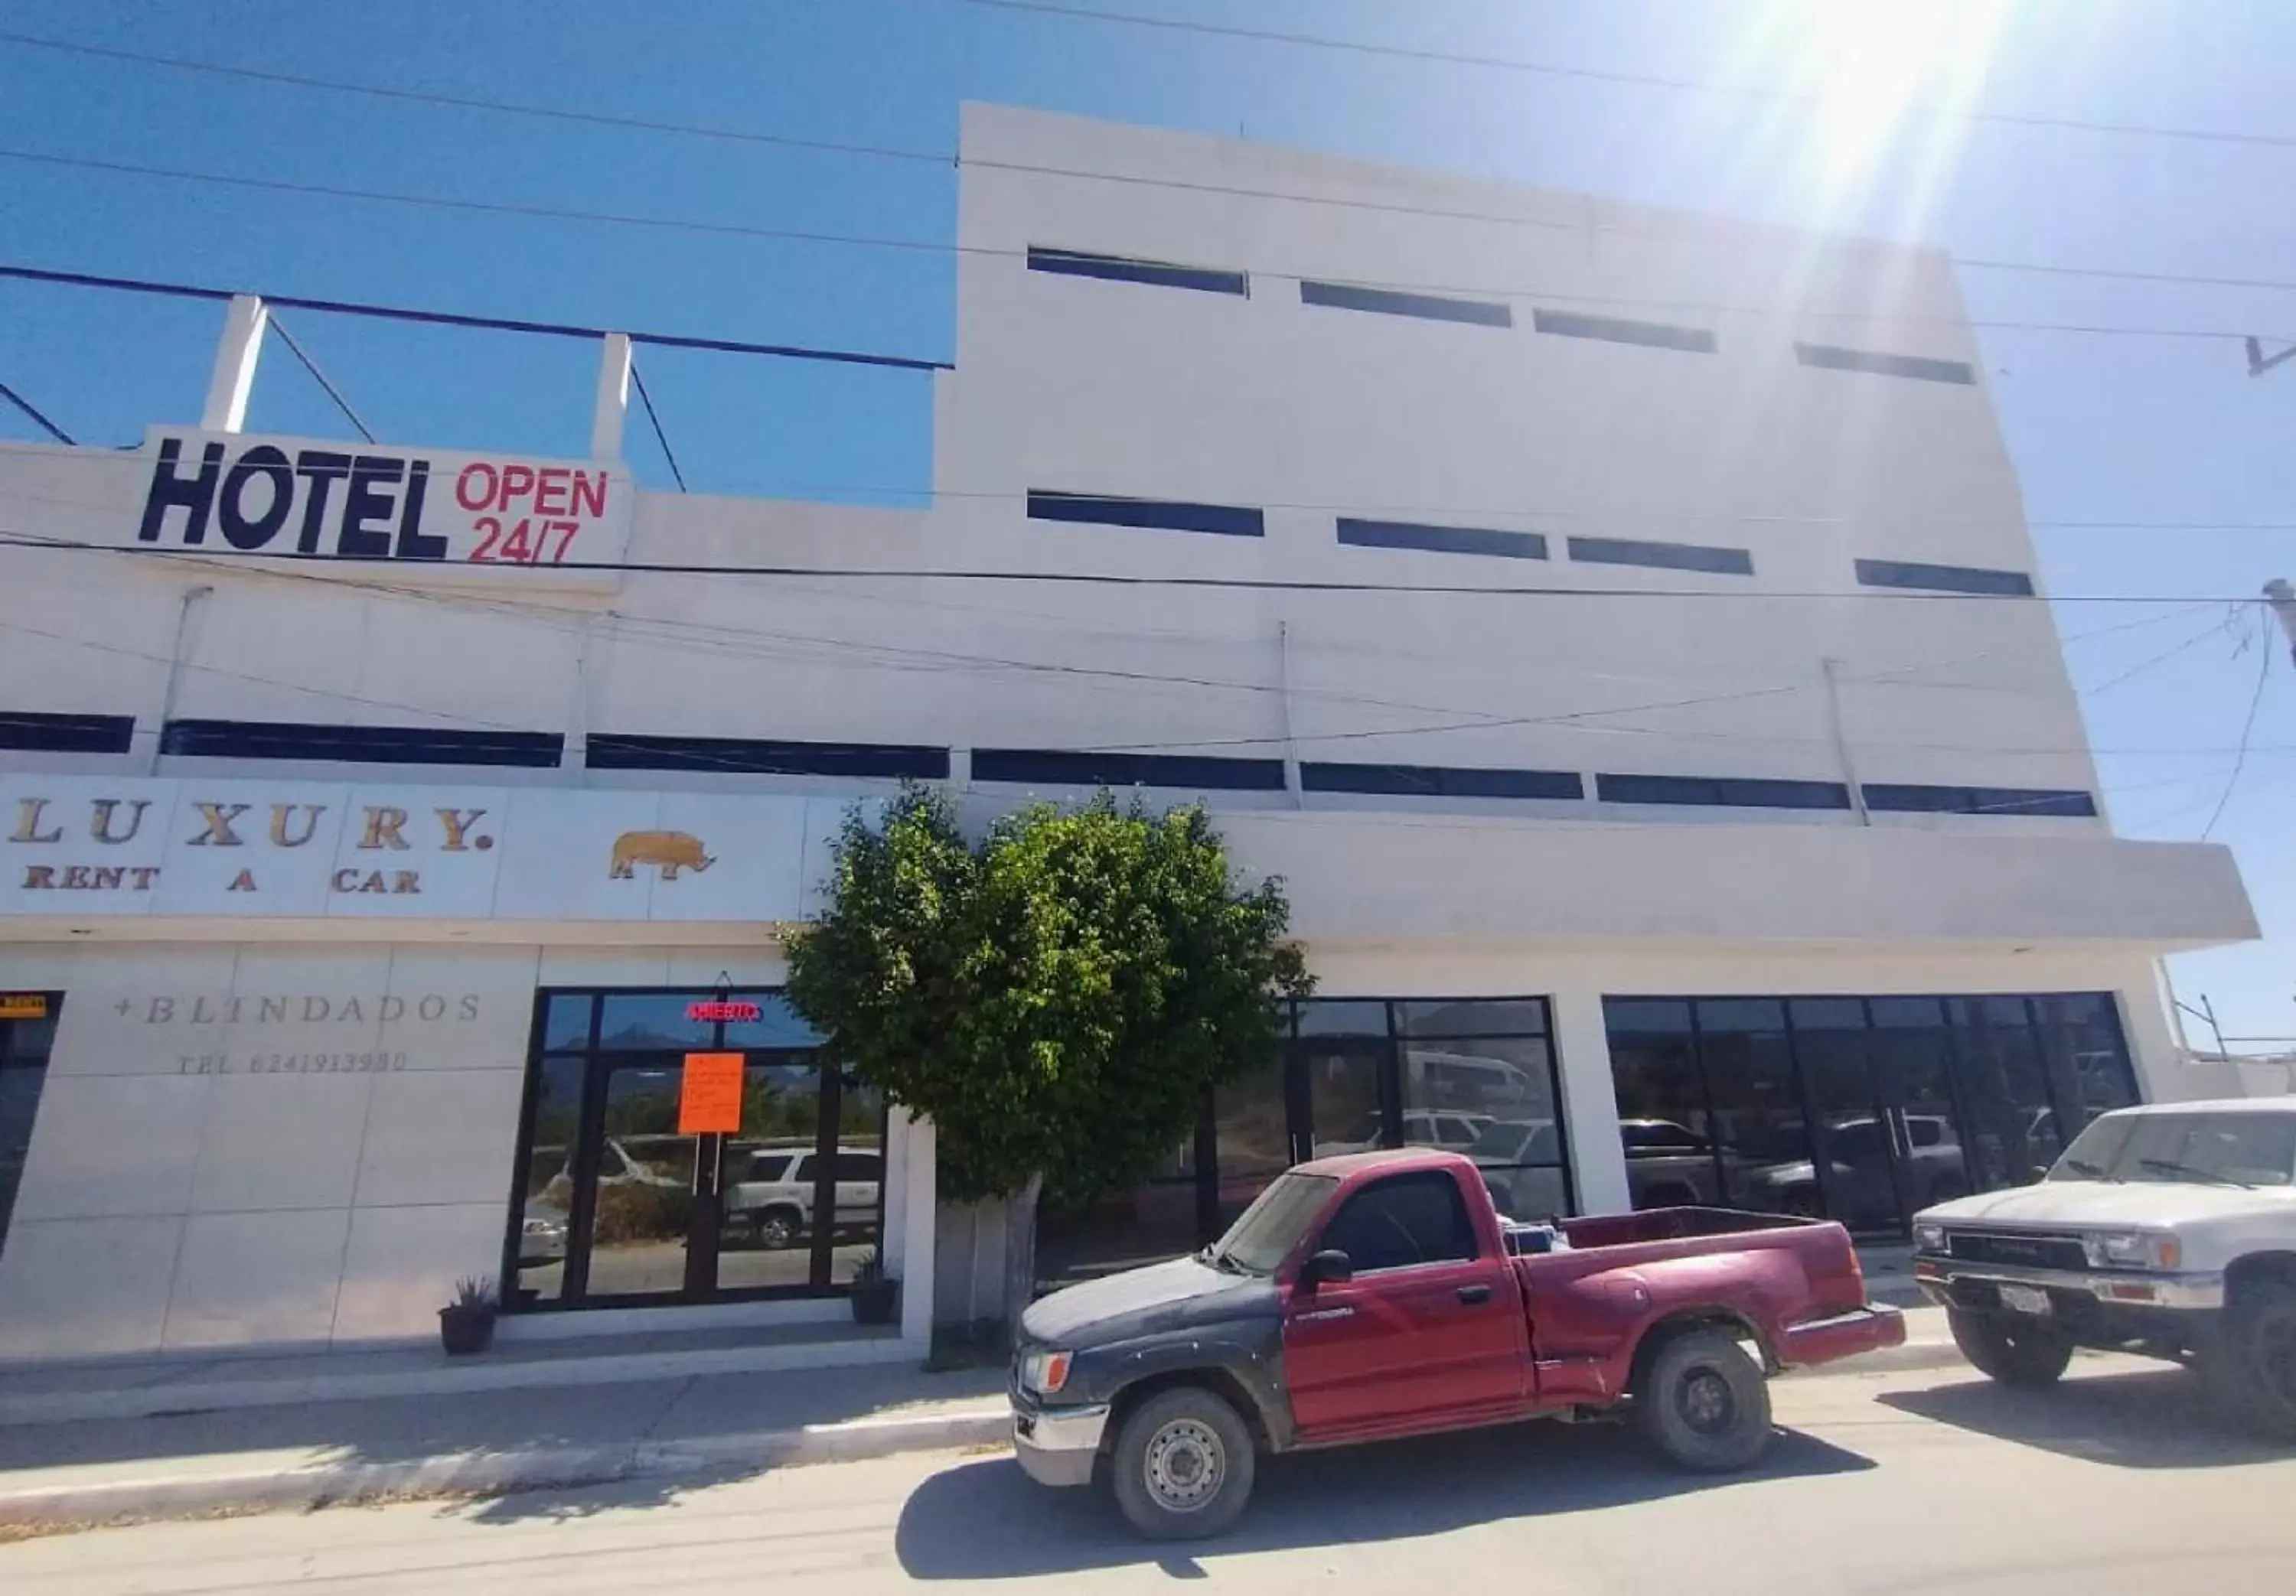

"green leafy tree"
[786,786,1312,1298]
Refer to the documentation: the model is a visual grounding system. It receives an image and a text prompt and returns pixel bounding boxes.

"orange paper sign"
[678,1052,745,1135]
[0,994,46,1020]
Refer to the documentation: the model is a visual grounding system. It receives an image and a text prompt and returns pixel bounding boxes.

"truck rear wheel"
[1636,1328,1773,1471]
[1110,1386,1257,1540]
[1948,1308,2074,1388]
[2210,1282,2296,1440]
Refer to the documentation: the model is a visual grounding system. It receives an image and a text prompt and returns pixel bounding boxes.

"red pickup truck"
[1011,1147,1903,1538]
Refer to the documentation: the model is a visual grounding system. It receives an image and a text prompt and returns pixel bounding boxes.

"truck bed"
[1505,1204,1887,1405]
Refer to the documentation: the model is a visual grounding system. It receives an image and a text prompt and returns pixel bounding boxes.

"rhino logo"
[609,830,716,881]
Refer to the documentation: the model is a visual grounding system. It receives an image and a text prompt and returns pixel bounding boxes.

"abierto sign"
[126,428,634,579]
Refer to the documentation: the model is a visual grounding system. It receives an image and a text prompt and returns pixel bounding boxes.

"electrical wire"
[2200,631,2275,839]
[263,312,375,443]
[0,528,2271,605]
[2079,613,2239,699]
[628,358,687,493]
[959,0,2296,154]
[19,20,2296,298]
[0,376,73,445]
[5,154,2295,350]
[0,263,948,373]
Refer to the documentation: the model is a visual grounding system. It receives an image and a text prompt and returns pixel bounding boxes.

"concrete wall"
[0,941,936,1363]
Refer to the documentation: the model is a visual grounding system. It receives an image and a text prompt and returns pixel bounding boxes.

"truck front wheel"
[1636,1328,1773,1471]
[2209,1282,2296,1440]
[1110,1386,1257,1540]
[1948,1308,2074,1388]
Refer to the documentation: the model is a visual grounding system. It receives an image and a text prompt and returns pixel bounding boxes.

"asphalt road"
[5,1356,2294,1594]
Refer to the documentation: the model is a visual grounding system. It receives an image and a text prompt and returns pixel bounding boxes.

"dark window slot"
[1596,774,1852,810]
[1854,559,2034,597]
[1027,246,1248,298]
[1303,763,1582,800]
[1567,536,1754,576]
[973,748,1287,792]
[1863,784,2096,817]
[159,719,564,767]
[1795,343,1976,385]
[1532,309,1717,353]
[0,712,134,754]
[1300,281,1512,327]
[1027,492,1264,539]
[586,735,947,780]
[1336,519,1548,561]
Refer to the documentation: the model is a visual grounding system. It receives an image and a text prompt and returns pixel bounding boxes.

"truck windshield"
[2050,1112,2296,1188]
[1211,1173,1339,1275]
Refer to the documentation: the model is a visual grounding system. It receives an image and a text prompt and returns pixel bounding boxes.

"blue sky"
[2,1,2291,1048]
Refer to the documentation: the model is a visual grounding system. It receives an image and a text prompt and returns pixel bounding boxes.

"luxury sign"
[132,428,635,572]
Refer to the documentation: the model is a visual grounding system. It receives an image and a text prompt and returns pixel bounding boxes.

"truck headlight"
[1021,1350,1073,1396]
[2083,1231,2180,1270]
[1914,1222,1947,1253]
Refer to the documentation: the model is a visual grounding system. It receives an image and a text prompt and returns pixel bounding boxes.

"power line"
[2200,630,2275,839]
[0,263,949,373]
[6,153,2296,350]
[628,358,687,493]
[24,27,2296,303]
[2079,612,2237,698]
[0,528,2271,604]
[0,376,73,445]
[961,0,2296,153]
[263,312,374,443]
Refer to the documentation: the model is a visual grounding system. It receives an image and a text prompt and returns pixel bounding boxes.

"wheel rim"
[759,1216,793,1249]
[1143,1418,1226,1513]
[1676,1366,1738,1435]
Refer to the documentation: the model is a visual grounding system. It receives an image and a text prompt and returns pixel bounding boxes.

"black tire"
[752,1208,802,1251]
[1109,1386,1257,1541]
[2208,1281,2296,1441]
[1636,1328,1773,1472]
[1948,1308,2074,1388]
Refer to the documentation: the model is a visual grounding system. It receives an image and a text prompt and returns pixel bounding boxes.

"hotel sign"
[119,428,634,579]
[0,777,840,926]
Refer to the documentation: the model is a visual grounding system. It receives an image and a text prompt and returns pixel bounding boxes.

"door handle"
[1456,1284,1493,1305]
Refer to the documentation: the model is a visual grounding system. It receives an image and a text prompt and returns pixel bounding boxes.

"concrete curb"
[0,1347,1978,1532]
[0,1404,1014,1532]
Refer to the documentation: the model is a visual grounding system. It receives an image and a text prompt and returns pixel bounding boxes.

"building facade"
[0,105,2257,1363]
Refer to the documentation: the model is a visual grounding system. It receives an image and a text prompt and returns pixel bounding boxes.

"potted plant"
[438,1275,498,1356]
[849,1249,899,1326]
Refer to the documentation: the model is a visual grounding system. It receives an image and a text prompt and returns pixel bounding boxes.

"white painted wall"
[0,942,936,1363]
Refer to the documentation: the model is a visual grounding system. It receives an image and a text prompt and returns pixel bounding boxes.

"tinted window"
[1567,537,1753,576]
[1319,1171,1477,1272]
[1531,309,1717,353]
[1336,518,1546,560]
[1301,280,1512,327]
[792,1155,817,1182]
[748,1153,794,1181]
[1796,343,1975,385]
[1028,246,1247,297]
[835,1152,881,1181]
[1854,559,2034,598]
[1026,492,1264,539]
[1625,1122,1709,1152]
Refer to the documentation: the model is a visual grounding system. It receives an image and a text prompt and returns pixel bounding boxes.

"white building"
[0,105,2256,1365]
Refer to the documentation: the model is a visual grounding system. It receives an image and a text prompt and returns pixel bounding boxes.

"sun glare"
[1800,0,2011,185]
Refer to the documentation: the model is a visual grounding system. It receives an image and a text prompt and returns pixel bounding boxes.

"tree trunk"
[1003,1173,1045,1340]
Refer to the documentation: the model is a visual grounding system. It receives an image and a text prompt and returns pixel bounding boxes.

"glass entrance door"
[510,990,883,1311]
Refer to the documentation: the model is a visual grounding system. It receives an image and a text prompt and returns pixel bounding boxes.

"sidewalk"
[0,1301,1958,1535]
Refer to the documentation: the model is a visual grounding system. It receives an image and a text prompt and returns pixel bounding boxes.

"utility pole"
[2265,578,2296,669]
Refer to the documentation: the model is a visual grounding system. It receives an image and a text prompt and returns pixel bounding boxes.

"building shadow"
[893,1418,1874,1580]
[1877,1366,2288,1470]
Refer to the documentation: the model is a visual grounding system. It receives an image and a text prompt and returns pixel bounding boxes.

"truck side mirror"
[1300,1249,1353,1291]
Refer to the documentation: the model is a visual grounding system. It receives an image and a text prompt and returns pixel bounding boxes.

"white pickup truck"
[1911,1097,2296,1436]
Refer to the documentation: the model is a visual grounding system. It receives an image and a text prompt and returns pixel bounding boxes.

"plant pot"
[851,1279,899,1327]
[439,1304,497,1356]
